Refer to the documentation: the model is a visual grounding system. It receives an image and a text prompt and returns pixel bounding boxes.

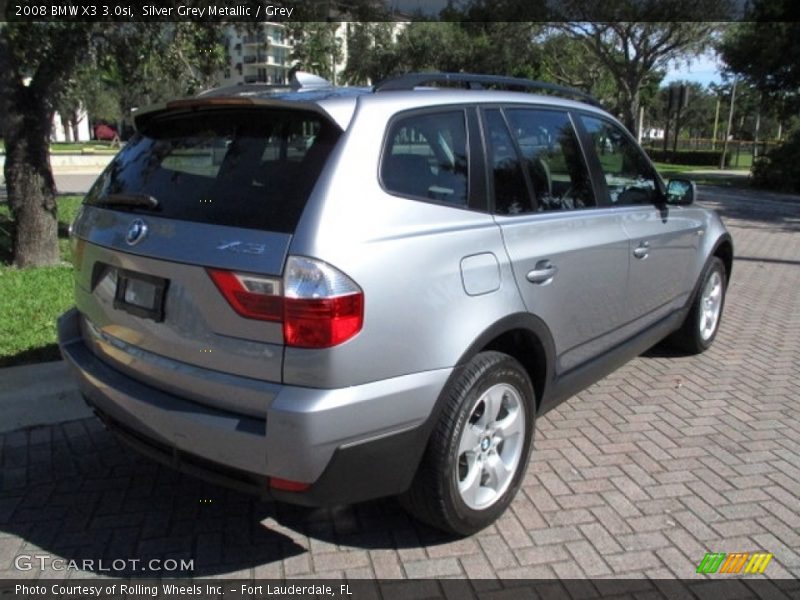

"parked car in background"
[59,72,732,535]
[93,123,119,142]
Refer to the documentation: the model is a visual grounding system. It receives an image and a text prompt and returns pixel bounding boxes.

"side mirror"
[666,178,696,205]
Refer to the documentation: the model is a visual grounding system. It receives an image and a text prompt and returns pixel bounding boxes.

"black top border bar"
[2,0,797,23]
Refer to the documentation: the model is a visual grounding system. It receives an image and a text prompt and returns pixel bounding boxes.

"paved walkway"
[0,186,799,583]
[0,361,88,434]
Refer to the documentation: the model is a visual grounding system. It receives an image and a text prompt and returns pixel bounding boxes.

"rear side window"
[381,110,468,207]
[85,109,340,233]
[484,109,532,215]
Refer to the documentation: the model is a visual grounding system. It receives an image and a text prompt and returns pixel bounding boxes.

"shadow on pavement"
[698,184,800,233]
[0,418,453,578]
[0,344,62,368]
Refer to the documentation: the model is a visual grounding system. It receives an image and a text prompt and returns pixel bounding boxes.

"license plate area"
[113,269,168,322]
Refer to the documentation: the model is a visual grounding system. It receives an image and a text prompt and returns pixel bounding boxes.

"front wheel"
[669,256,727,354]
[401,351,535,536]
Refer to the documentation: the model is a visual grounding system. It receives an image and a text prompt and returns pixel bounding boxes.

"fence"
[642,138,781,169]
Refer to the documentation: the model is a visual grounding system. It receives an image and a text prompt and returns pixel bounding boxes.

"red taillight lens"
[207,257,364,348]
[207,269,283,322]
[284,294,364,348]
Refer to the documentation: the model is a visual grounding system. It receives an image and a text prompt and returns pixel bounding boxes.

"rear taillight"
[282,256,363,348]
[207,256,363,349]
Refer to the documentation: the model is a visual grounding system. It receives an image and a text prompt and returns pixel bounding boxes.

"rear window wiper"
[97,193,159,210]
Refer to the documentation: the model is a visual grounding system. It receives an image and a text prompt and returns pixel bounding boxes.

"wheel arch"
[711,233,733,285]
[452,313,556,412]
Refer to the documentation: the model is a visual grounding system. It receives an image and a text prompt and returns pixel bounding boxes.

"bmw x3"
[58,72,732,535]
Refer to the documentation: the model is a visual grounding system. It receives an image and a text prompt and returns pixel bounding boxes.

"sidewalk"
[691,168,750,176]
[0,360,90,433]
[0,153,113,172]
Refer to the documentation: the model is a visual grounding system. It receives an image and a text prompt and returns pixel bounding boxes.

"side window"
[580,116,659,206]
[484,109,532,215]
[505,109,595,211]
[381,110,468,207]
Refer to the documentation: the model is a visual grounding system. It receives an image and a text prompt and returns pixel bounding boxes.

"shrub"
[751,131,800,194]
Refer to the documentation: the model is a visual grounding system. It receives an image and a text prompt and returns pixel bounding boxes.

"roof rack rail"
[373,72,601,107]
[197,83,289,98]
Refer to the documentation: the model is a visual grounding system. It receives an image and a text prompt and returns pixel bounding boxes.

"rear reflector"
[269,477,311,492]
[207,256,363,348]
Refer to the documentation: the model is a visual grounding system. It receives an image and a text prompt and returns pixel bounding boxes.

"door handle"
[633,241,650,259]
[526,260,558,284]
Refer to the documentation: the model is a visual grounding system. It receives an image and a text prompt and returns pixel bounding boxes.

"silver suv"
[59,72,732,535]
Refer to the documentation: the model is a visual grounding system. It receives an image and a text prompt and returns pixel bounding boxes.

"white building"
[18,76,89,143]
[642,127,666,141]
[51,109,91,143]
[216,21,407,88]
[219,25,292,86]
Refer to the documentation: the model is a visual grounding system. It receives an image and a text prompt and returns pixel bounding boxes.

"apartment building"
[217,21,406,87]
[219,24,293,86]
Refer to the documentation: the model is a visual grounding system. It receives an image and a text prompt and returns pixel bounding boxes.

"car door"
[487,106,631,374]
[578,114,702,329]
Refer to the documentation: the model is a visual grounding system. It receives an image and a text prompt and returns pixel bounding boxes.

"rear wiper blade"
[98,193,159,210]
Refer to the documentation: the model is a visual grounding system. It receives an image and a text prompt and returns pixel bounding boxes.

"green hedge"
[751,131,800,193]
[644,149,731,167]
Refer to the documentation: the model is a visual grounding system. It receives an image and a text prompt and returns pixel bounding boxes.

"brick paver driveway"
[1,186,799,582]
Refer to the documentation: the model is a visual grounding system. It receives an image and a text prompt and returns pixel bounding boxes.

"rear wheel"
[670,257,727,354]
[401,351,535,536]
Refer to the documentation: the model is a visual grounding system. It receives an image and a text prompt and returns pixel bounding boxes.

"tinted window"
[381,111,468,206]
[580,116,659,206]
[85,109,340,233]
[505,109,595,211]
[485,109,532,215]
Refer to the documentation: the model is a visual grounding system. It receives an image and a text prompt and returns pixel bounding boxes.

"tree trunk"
[61,113,72,142]
[624,86,640,137]
[4,87,60,268]
[71,113,80,142]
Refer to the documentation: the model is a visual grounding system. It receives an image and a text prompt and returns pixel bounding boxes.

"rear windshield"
[84,108,341,233]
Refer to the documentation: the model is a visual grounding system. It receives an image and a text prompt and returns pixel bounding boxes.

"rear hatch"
[70,104,341,416]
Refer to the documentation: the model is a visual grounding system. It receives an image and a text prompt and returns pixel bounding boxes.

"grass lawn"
[49,142,119,154]
[0,195,82,367]
[0,139,118,154]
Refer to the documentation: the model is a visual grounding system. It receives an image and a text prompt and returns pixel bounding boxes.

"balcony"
[242,34,265,45]
[242,33,288,47]
[243,55,256,64]
[243,75,258,84]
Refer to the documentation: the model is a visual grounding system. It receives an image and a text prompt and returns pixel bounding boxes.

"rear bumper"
[58,308,450,505]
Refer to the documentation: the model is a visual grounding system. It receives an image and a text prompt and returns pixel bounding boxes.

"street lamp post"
[719,77,737,170]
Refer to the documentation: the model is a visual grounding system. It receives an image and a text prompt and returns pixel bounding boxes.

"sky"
[663,52,725,87]
[381,4,730,88]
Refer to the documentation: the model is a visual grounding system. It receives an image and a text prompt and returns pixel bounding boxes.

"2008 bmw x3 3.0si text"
[59,72,732,535]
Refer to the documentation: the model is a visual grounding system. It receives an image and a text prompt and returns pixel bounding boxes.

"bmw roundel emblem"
[126,219,148,245]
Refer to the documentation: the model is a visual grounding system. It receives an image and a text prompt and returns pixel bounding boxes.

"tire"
[401,351,535,536]
[669,256,727,354]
